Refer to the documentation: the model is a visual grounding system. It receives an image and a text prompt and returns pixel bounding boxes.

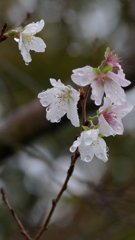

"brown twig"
[0,187,33,240]
[0,12,31,43]
[0,23,8,42]
[34,149,80,240]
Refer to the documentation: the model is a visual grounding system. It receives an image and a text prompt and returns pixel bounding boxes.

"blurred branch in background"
[0,100,51,160]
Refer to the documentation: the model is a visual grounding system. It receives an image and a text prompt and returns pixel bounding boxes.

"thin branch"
[0,187,33,240]
[0,13,31,43]
[80,85,91,125]
[0,23,8,42]
[14,12,32,29]
[34,149,80,240]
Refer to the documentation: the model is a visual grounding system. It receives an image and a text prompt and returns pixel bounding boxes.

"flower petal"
[94,137,108,162]
[91,81,104,105]
[29,36,46,52]
[23,19,45,35]
[108,71,131,87]
[104,80,126,105]
[112,101,133,118]
[71,66,94,86]
[20,43,32,63]
[99,97,111,113]
[99,114,115,136]
[67,99,80,127]
[38,79,80,126]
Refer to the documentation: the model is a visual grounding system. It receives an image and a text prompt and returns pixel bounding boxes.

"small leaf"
[88,115,98,120]
[104,47,110,58]
[82,126,90,131]
[103,66,113,74]
[94,68,101,74]
[98,134,105,137]
[93,124,100,129]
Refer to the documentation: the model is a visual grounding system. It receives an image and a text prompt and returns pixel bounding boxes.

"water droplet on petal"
[87,72,91,76]
[84,154,92,162]
[85,138,93,146]
[14,38,19,42]
[46,107,51,112]
[77,70,84,76]
[55,118,61,123]
[70,146,76,153]
[25,62,29,66]
[93,130,98,135]
[95,98,101,105]
[97,153,104,159]
[106,91,112,98]
[120,111,126,117]
[43,101,49,106]
[103,146,109,152]
[117,99,123,105]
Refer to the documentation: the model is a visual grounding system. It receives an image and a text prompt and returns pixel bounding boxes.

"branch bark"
[0,99,51,160]
[34,148,80,240]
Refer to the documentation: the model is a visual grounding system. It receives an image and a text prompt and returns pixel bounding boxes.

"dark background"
[0,0,135,239]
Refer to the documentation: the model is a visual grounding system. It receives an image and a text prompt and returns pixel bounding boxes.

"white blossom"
[70,129,108,162]
[38,78,80,127]
[14,19,46,65]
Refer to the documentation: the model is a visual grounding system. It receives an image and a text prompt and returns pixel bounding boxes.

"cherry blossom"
[14,19,46,65]
[90,68,131,105]
[70,129,108,162]
[38,78,80,127]
[71,65,131,106]
[98,98,133,136]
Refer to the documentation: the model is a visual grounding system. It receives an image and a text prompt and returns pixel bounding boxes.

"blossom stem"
[34,149,80,240]
[80,85,91,125]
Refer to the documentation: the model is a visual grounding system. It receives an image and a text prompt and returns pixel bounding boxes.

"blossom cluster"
[6,19,132,163]
[38,47,133,163]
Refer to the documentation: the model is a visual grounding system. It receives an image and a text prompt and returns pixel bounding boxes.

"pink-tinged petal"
[117,64,125,78]
[99,97,112,112]
[99,114,115,136]
[91,81,104,105]
[112,101,133,118]
[104,81,126,105]
[108,71,131,87]
[111,118,124,135]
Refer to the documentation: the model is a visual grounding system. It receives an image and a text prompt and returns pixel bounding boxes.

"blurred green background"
[0,0,135,239]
